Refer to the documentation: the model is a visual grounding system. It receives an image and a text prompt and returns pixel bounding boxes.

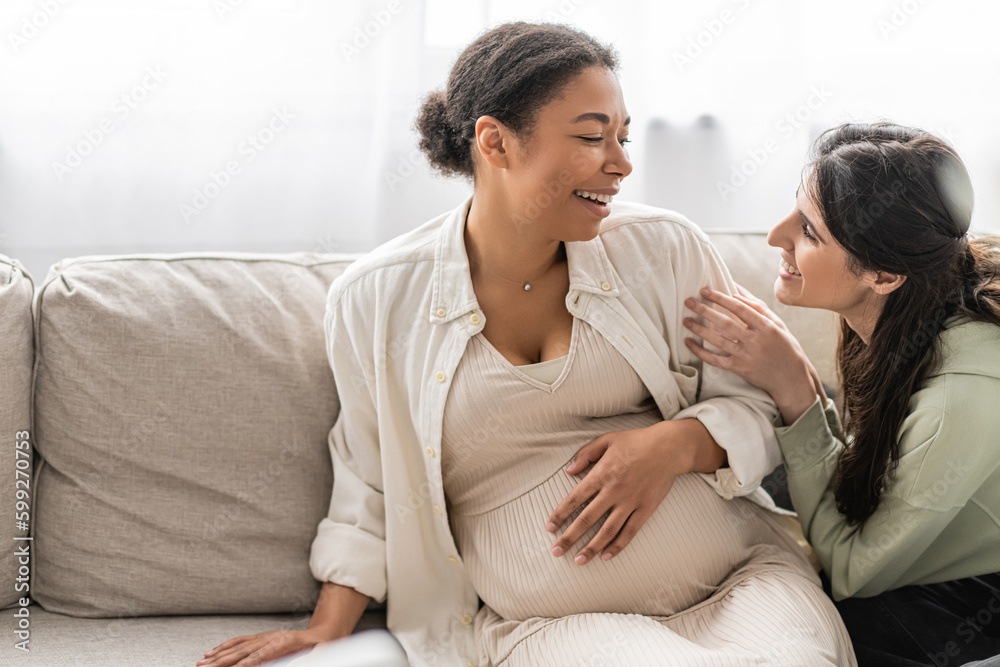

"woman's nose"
[767,213,795,249]
[606,143,633,179]
[618,149,633,179]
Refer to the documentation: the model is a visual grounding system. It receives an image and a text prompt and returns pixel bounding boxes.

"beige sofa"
[0,230,841,666]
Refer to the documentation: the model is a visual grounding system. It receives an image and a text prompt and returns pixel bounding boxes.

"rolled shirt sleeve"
[309,283,388,603]
[671,229,783,498]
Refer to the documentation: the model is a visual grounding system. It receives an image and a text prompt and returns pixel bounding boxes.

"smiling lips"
[780,257,801,276]
[573,189,615,205]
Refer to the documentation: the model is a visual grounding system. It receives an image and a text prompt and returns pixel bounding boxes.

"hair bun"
[416,90,472,178]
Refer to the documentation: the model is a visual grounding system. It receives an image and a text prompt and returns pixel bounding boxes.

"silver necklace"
[468,246,564,292]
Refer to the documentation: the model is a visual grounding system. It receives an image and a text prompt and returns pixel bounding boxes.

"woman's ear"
[474,115,512,170]
[869,270,907,295]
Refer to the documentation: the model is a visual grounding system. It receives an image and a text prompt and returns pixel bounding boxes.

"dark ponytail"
[808,122,1000,524]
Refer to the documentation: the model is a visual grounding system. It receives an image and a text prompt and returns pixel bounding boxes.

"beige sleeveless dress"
[441,316,856,666]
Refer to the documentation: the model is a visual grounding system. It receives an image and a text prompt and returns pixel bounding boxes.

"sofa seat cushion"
[30,252,361,617]
[0,603,387,665]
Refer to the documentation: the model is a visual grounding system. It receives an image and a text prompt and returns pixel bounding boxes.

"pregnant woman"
[681,123,1000,665]
[198,22,855,667]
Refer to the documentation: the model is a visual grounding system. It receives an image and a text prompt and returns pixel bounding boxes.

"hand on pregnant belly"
[546,421,692,565]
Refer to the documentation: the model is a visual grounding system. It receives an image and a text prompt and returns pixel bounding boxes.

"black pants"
[820,571,1000,666]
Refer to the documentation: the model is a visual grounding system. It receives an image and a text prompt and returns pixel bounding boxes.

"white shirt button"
[433,504,443,515]
[466,661,477,667]
[601,281,611,291]
[436,307,446,317]
[461,613,473,625]
[469,313,480,324]
[435,371,446,382]
[425,447,436,457]
[448,555,459,564]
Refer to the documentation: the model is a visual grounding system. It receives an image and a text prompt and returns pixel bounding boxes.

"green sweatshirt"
[774,314,1000,600]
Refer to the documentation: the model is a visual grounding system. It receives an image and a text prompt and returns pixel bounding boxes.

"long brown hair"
[807,122,1000,524]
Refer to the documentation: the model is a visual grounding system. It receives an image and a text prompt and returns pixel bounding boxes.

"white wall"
[1,0,998,280]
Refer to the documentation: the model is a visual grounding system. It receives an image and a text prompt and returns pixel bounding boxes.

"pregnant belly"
[450,466,785,621]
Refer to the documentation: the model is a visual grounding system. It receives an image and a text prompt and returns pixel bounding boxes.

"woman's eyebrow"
[798,210,825,242]
[571,112,631,126]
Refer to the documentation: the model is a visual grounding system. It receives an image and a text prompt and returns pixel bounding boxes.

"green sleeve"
[775,374,1000,600]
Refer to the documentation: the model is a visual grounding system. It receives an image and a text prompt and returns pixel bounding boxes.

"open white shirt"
[309,195,782,667]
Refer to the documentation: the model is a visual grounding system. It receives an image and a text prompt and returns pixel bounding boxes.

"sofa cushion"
[0,256,34,611]
[31,252,361,617]
[706,232,841,390]
[0,603,387,665]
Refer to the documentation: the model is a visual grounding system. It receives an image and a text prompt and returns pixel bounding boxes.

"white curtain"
[1,0,998,279]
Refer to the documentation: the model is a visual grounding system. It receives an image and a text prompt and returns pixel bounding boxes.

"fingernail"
[552,546,564,557]
[602,552,613,561]
[701,287,711,296]
[575,554,587,565]
[546,522,557,532]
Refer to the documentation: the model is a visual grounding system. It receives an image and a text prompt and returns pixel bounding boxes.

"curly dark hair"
[807,122,1000,524]
[415,22,619,180]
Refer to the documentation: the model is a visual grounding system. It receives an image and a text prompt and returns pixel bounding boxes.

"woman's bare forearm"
[677,418,727,472]
[305,582,371,642]
[648,418,727,473]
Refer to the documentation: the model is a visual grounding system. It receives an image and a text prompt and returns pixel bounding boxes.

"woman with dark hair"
[199,22,855,667]
[682,122,1000,665]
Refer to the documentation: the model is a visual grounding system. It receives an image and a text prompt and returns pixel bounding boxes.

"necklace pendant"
[523,283,531,291]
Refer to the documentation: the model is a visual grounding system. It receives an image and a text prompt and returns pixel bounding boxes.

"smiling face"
[766,176,876,315]
[491,65,633,241]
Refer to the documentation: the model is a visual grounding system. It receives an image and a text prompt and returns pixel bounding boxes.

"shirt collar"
[429,195,620,324]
